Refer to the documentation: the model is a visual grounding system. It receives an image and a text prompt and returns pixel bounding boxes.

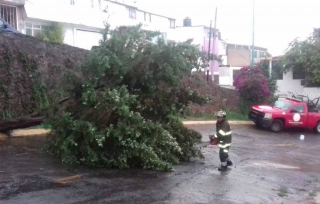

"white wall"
[171,27,204,49]
[218,40,227,64]
[63,24,102,49]
[22,19,102,50]
[25,0,174,34]
[24,0,174,50]
[277,70,320,98]
[303,87,320,98]
[218,41,227,56]
[219,67,241,86]
[276,71,304,94]
[102,0,173,34]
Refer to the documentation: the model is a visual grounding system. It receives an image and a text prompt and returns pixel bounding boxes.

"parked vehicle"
[0,17,20,33]
[248,94,320,133]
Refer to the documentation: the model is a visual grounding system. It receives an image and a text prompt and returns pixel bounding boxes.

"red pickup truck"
[248,95,320,133]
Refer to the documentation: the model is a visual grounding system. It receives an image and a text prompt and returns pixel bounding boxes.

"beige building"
[226,43,268,67]
[218,43,269,86]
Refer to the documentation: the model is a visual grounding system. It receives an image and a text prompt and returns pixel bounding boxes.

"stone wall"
[182,73,240,118]
[0,31,89,119]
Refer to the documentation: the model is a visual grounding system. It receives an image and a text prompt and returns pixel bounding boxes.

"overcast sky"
[136,0,320,56]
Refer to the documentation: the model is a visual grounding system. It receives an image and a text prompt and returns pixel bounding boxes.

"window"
[274,100,293,111]
[70,0,75,5]
[291,104,305,113]
[25,23,50,37]
[143,12,151,22]
[169,19,175,28]
[0,5,17,29]
[250,50,258,59]
[151,33,167,44]
[272,61,283,80]
[129,8,136,19]
[0,19,5,29]
[292,68,305,80]
[308,104,319,113]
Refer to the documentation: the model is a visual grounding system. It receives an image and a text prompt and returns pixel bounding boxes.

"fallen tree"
[1,24,219,171]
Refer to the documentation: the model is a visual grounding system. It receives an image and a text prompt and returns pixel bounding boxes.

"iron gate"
[0,4,17,29]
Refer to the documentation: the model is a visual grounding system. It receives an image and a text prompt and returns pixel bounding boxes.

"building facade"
[173,19,225,82]
[268,56,320,98]
[226,43,268,67]
[217,43,269,86]
[0,0,176,50]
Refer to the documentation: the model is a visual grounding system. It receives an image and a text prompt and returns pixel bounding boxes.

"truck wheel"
[270,119,284,133]
[314,122,320,134]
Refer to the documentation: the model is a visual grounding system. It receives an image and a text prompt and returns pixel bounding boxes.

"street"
[1,124,320,204]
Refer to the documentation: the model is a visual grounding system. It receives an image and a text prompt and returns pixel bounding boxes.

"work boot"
[227,160,233,166]
[218,165,228,171]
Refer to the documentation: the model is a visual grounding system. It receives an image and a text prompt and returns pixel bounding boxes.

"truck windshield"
[274,100,293,111]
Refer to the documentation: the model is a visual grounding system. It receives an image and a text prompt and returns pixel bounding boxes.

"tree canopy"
[283,28,320,86]
[45,24,217,171]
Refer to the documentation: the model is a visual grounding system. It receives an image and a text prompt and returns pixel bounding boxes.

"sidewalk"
[182,120,252,125]
[0,121,253,139]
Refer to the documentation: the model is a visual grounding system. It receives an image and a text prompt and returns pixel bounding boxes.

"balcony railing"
[0,4,18,28]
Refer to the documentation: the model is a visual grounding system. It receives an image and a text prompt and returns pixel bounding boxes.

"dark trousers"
[219,147,231,166]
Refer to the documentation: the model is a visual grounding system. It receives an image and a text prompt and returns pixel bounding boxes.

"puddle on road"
[275,144,297,147]
[315,194,320,204]
[252,161,300,170]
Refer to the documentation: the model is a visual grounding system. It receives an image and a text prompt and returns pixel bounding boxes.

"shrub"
[40,23,64,44]
[234,67,271,105]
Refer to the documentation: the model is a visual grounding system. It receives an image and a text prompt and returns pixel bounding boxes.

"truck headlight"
[264,113,272,119]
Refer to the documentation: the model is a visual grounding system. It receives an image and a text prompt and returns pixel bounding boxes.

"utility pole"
[212,7,217,81]
[251,0,255,68]
[207,20,212,81]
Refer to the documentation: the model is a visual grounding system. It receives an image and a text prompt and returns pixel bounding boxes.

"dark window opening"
[272,61,283,80]
[129,8,136,19]
[292,68,305,80]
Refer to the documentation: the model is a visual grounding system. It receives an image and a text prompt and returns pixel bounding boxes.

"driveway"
[0,124,320,204]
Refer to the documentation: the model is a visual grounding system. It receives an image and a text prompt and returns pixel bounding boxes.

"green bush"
[46,24,212,171]
[40,23,64,44]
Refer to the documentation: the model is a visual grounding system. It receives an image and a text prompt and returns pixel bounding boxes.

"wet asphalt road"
[1,124,320,204]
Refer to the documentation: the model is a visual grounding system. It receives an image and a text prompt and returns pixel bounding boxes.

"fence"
[219,66,242,86]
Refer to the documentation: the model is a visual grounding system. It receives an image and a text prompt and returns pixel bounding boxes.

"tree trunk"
[0,97,71,133]
[0,116,45,133]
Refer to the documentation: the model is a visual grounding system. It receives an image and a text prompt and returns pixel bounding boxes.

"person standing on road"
[212,110,233,171]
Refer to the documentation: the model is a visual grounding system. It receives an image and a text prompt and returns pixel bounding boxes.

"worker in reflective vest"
[214,110,233,171]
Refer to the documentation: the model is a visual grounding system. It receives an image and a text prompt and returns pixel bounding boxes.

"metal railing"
[0,4,17,29]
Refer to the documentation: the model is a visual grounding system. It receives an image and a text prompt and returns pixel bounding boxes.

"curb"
[0,121,253,139]
[182,121,253,125]
[0,129,51,139]
[0,133,8,140]
[54,175,82,184]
